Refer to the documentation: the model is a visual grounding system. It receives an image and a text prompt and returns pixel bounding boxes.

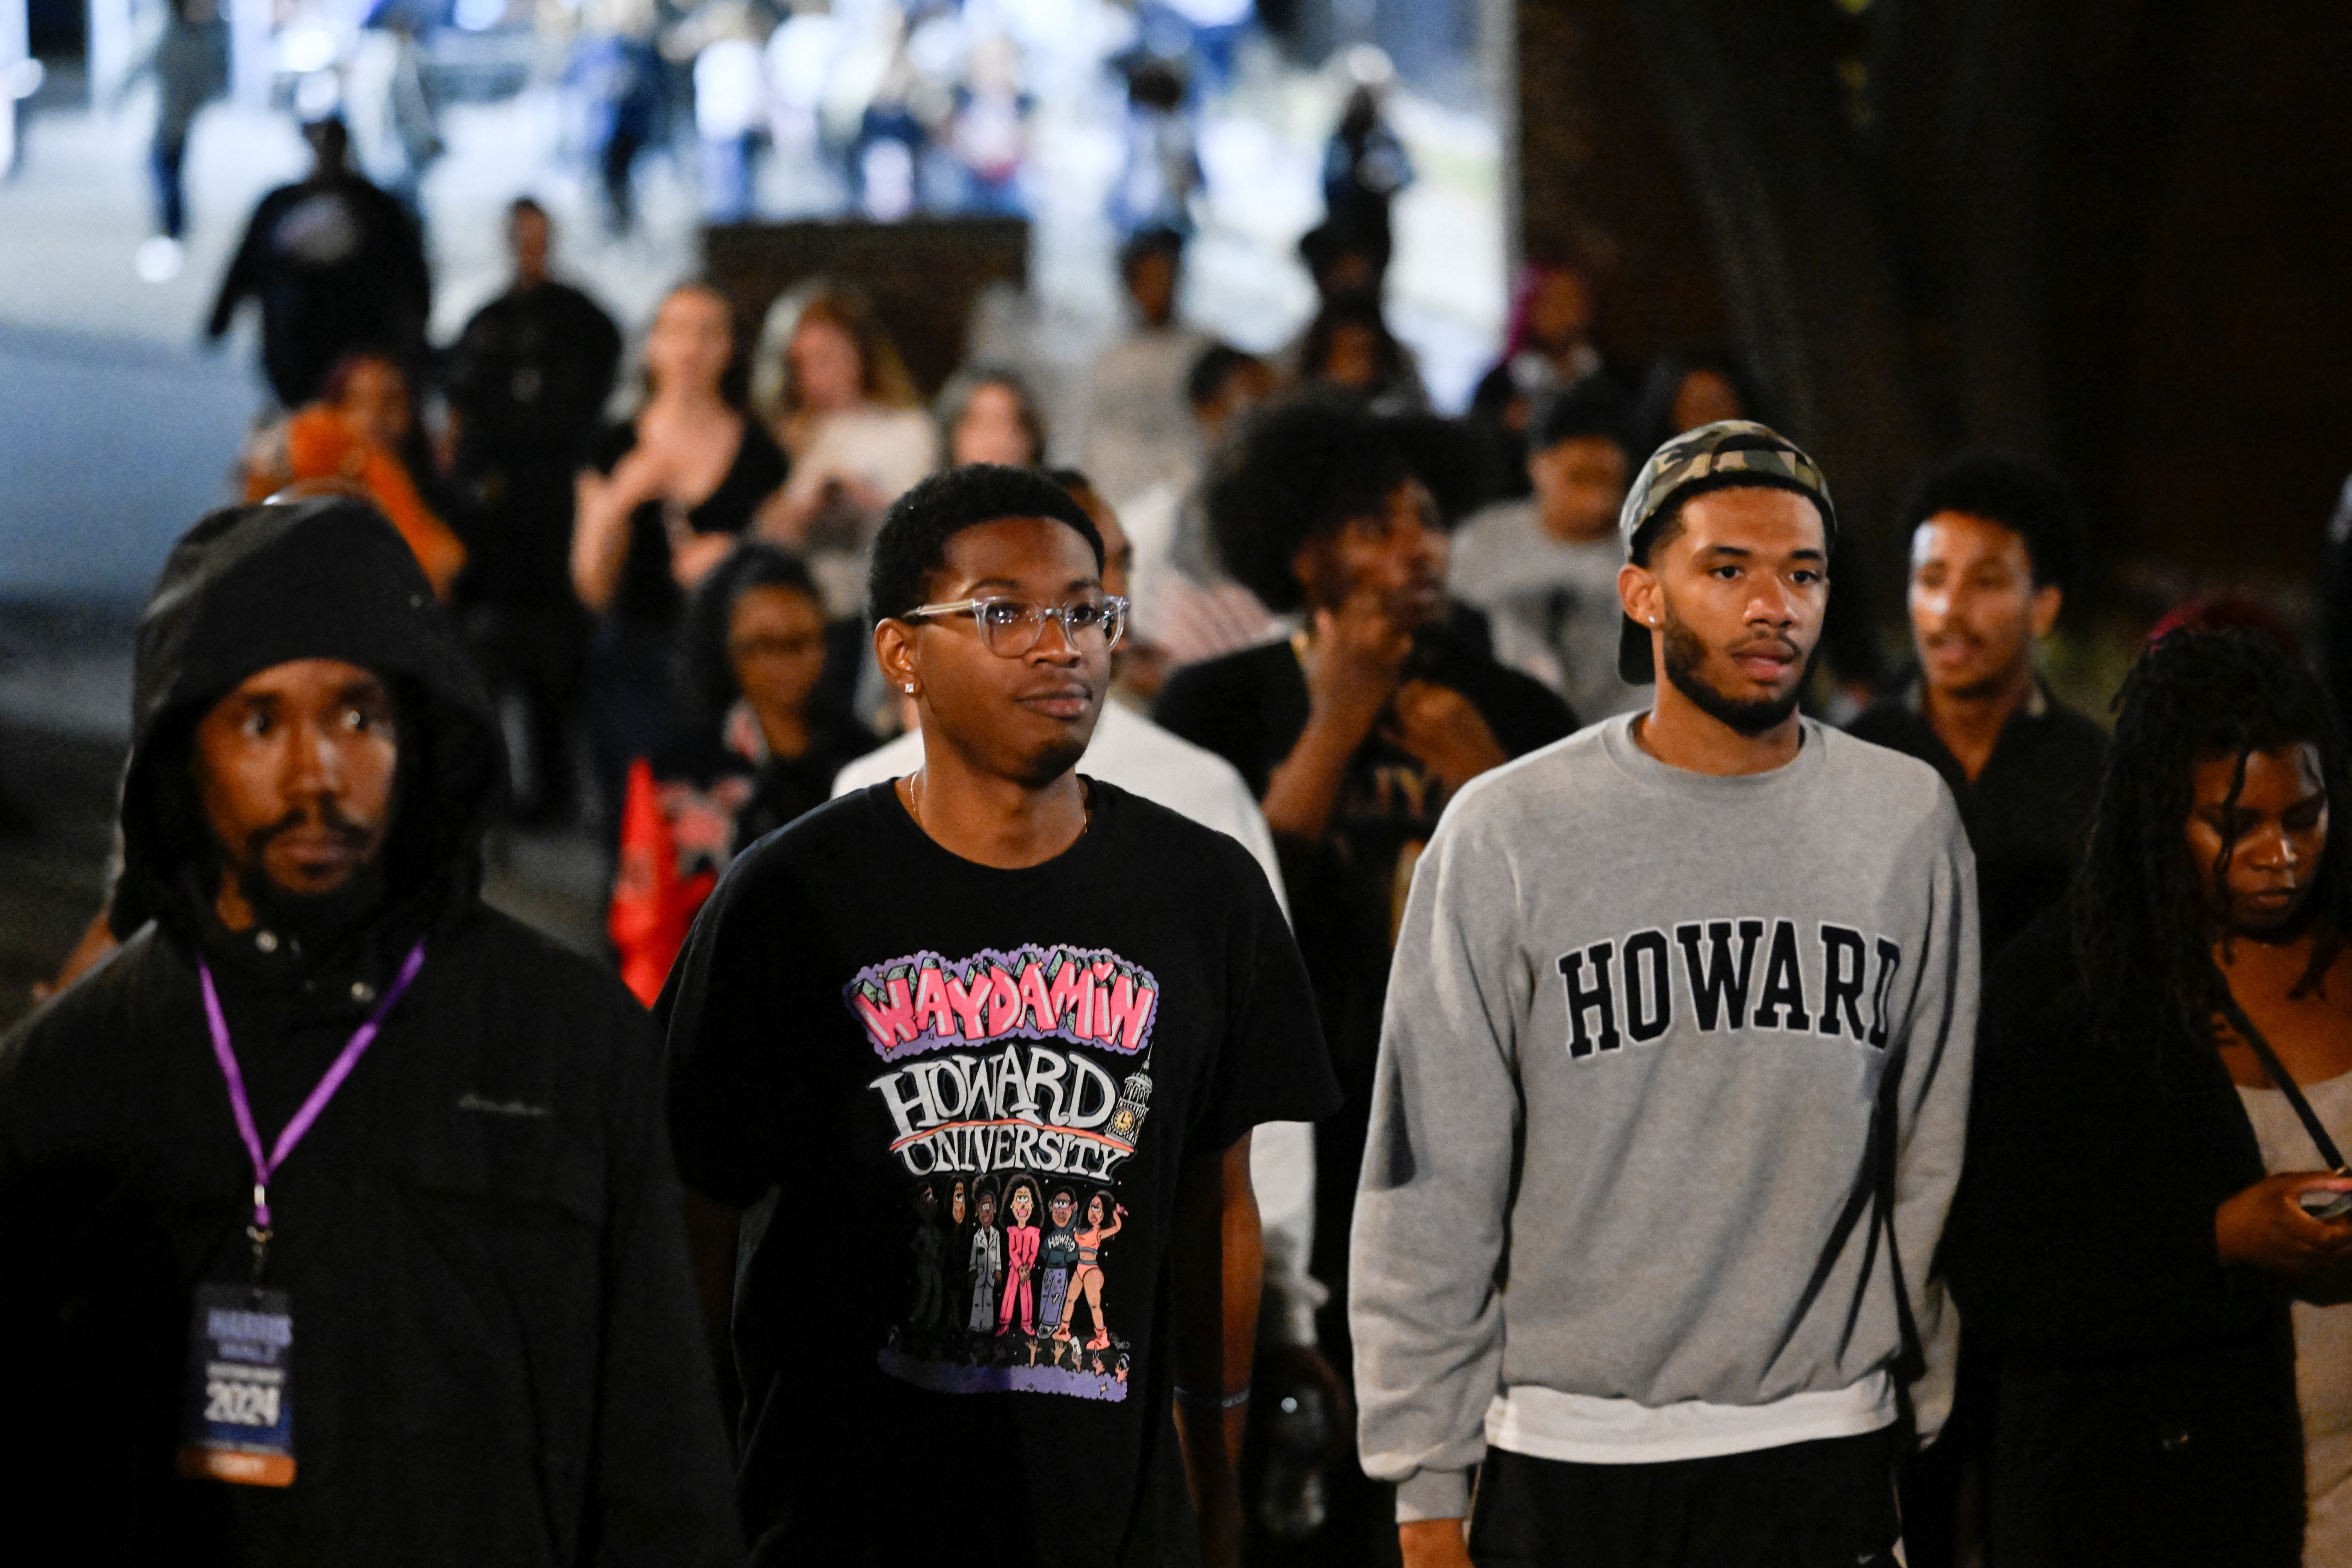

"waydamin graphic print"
[848,943,1162,1403]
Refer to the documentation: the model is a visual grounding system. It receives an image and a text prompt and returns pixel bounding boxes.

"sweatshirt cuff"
[1394,1467,1474,1523]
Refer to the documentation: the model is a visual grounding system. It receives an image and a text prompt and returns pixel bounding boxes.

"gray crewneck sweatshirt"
[1350,715,1977,1520]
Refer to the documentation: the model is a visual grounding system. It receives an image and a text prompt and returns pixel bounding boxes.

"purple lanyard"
[197,940,425,1272]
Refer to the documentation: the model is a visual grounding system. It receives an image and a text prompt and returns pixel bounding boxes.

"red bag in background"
[609,759,717,1006]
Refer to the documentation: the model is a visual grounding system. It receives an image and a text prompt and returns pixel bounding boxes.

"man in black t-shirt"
[1846,452,2105,960]
[660,465,1339,1567]
[204,116,431,408]
[445,198,623,821]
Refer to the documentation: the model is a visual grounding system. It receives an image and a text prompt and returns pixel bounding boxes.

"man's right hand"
[2216,1171,2352,1277]
[607,444,672,509]
[1399,1518,1475,1568]
[1302,590,1412,740]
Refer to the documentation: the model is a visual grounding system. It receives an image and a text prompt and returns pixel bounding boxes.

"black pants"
[1467,1429,1903,1568]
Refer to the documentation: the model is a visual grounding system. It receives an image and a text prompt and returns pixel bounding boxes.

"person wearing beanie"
[1350,422,1979,1568]
[0,497,742,1564]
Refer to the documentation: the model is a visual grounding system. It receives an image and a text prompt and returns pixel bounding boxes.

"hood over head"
[112,496,502,941]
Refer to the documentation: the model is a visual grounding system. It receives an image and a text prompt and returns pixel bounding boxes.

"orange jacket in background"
[245,406,467,600]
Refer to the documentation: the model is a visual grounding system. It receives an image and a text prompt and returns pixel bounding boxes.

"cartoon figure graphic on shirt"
[998,1176,1042,1339]
[965,1181,1002,1338]
[1037,1187,1078,1337]
[907,1183,946,1330]
[1065,1189,1126,1350]
[945,1177,972,1328]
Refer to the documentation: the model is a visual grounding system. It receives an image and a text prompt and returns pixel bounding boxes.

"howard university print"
[846,944,1161,1403]
[1554,919,1906,1057]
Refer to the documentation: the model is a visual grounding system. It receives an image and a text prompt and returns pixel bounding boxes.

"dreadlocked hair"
[2074,625,2352,1064]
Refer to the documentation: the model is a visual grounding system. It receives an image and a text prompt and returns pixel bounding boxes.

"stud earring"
[903,683,915,694]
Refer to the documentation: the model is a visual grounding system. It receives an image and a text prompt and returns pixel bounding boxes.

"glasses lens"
[977,599,1043,656]
[971,599,1126,656]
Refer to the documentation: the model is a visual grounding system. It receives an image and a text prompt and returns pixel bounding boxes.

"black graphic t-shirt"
[659,780,1338,1566]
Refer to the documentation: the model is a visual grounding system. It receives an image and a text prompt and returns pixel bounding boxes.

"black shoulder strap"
[2213,989,2350,1174]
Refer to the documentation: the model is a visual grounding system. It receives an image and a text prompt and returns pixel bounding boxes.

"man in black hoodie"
[0,497,741,1566]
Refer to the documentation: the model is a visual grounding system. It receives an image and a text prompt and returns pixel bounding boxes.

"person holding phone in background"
[1948,625,2352,1568]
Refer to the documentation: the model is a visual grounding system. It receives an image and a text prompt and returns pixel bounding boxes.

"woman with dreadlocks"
[1947,626,2352,1567]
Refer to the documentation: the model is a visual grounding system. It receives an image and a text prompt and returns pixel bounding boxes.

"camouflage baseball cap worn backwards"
[1614,419,1838,683]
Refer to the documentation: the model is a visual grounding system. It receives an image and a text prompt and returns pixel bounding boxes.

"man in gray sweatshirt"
[1351,422,1977,1568]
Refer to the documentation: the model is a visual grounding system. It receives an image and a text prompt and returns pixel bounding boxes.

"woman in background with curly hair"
[1947,625,2352,1568]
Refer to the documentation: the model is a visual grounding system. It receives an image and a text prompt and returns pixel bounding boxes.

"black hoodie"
[0,499,742,1566]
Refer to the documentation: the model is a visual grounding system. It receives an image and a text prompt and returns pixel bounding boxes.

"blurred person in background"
[575,283,789,831]
[241,349,467,602]
[1082,226,1209,510]
[1122,343,1282,671]
[689,0,769,223]
[946,30,1031,215]
[1155,399,1573,1553]
[1633,348,1755,460]
[1946,626,2352,1568]
[1850,454,2100,1568]
[1110,53,1200,236]
[937,365,1046,469]
[1296,219,1391,315]
[1321,79,1413,266]
[445,197,623,826]
[1296,292,1428,416]
[758,283,937,616]
[347,2,444,216]
[844,11,933,223]
[1138,0,1252,101]
[576,0,665,233]
[0,498,740,1563]
[1849,452,2103,960]
[1466,262,1617,502]
[122,0,227,279]
[205,115,431,410]
[761,0,837,198]
[612,545,874,1006]
[1448,383,1643,722]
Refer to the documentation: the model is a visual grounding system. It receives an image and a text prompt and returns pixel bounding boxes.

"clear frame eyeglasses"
[899,594,1130,658]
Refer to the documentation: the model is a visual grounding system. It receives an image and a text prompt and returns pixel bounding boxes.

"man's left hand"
[1383,680,1510,793]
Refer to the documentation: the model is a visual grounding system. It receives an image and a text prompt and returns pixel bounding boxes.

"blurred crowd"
[114,0,1379,259]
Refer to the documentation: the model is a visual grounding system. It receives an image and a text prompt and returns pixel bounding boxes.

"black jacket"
[1943,909,2304,1568]
[0,499,741,1566]
[206,173,431,407]
[1847,676,2108,957]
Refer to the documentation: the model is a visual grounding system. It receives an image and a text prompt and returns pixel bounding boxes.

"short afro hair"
[1205,396,1415,614]
[867,464,1104,623]
[1899,450,2083,594]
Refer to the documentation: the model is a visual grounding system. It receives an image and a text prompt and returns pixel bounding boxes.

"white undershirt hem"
[1484,1370,1897,1465]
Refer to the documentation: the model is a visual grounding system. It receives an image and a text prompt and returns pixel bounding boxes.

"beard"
[233,802,388,952]
[1661,604,1805,737]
